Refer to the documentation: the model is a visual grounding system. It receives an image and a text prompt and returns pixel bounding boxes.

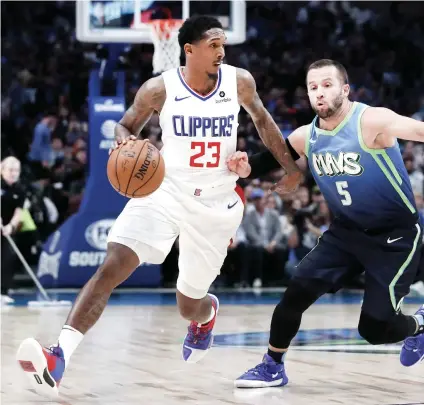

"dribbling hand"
[226,151,252,178]
[109,135,138,155]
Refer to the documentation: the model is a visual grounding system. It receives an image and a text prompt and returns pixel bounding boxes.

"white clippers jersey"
[159,64,240,197]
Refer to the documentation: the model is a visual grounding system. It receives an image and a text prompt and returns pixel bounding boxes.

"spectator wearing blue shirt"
[28,111,58,178]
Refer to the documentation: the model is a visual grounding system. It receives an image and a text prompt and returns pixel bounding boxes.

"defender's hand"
[109,135,138,155]
[226,151,252,178]
[272,171,303,195]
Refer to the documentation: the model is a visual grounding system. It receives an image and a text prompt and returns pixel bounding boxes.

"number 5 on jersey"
[336,181,352,206]
[190,142,221,168]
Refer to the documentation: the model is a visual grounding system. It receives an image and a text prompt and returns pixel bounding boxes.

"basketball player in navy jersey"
[228,59,424,388]
[16,15,302,397]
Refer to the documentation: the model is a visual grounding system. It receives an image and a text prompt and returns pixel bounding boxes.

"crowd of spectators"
[2,1,423,296]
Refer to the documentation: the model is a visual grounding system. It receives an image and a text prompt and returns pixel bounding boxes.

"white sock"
[202,306,216,325]
[57,325,84,366]
[413,314,424,333]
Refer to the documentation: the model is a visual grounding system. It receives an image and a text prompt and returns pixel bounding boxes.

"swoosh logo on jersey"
[228,201,239,209]
[175,96,191,102]
[387,237,403,244]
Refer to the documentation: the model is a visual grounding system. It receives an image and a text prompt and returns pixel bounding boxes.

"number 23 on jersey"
[189,141,221,168]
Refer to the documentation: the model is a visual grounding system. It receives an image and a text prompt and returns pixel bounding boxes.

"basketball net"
[148,19,183,74]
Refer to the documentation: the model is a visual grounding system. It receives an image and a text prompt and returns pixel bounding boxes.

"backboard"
[76,0,246,44]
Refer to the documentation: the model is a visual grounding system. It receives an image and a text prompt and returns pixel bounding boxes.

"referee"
[1,156,25,303]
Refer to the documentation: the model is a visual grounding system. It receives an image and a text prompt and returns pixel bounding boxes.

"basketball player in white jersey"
[16,15,301,397]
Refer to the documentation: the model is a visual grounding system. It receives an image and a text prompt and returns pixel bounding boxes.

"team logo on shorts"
[194,188,202,196]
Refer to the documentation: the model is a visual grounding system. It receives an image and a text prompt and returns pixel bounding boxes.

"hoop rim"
[147,19,184,40]
[147,19,184,28]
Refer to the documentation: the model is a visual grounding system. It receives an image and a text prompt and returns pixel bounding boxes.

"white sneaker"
[16,338,65,398]
[1,294,15,304]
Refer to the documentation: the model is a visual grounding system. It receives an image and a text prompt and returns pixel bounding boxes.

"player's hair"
[307,59,349,85]
[178,15,223,48]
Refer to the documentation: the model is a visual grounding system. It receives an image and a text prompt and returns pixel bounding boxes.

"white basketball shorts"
[107,176,244,299]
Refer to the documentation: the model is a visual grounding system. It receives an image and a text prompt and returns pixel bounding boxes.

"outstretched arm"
[237,68,302,193]
[363,107,424,148]
[114,76,166,145]
[227,132,303,179]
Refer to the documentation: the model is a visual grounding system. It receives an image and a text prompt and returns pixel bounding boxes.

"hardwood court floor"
[1,291,423,405]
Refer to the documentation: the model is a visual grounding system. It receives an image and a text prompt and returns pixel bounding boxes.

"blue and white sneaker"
[234,354,289,388]
[400,304,424,367]
[182,294,219,363]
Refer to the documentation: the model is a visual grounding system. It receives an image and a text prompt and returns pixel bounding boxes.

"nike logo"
[271,373,279,378]
[387,237,403,244]
[228,201,239,209]
[175,96,190,102]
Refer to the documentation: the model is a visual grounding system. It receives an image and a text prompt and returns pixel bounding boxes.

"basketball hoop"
[148,19,183,74]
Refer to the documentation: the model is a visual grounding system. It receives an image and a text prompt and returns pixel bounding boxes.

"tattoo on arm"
[237,69,299,174]
[115,76,166,140]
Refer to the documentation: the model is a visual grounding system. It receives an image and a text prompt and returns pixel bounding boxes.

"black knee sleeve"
[358,311,417,345]
[269,278,331,349]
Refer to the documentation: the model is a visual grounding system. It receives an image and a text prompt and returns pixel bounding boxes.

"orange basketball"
[107,139,165,198]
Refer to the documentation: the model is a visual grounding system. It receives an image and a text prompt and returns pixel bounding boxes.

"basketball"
[107,139,165,198]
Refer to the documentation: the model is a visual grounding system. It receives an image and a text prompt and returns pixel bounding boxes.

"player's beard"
[207,72,219,81]
[313,91,344,119]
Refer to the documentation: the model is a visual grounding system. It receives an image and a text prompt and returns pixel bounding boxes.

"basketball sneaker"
[16,338,65,397]
[234,354,289,388]
[182,293,219,363]
[400,304,424,367]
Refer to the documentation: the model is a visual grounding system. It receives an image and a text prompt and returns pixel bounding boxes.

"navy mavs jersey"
[306,102,418,230]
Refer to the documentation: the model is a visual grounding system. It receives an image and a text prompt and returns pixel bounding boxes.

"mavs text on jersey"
[306,101,418,230]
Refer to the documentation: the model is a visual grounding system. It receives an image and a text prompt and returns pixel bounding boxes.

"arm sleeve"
[247,136,300,179]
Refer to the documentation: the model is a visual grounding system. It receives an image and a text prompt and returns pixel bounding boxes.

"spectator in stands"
[415,192,424,225]
[27,110,58,178]
[244,189,288,287]
[222,221,250,288]
[404,156,424,195]
[290,186,318,262]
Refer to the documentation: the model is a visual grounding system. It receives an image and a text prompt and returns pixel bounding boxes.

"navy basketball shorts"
[293,222,422,321]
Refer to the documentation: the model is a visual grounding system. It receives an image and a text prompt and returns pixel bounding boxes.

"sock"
[202,306,215,325]
[412,314,424,334]
[56,325,84,366]
[267,348,287,363]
